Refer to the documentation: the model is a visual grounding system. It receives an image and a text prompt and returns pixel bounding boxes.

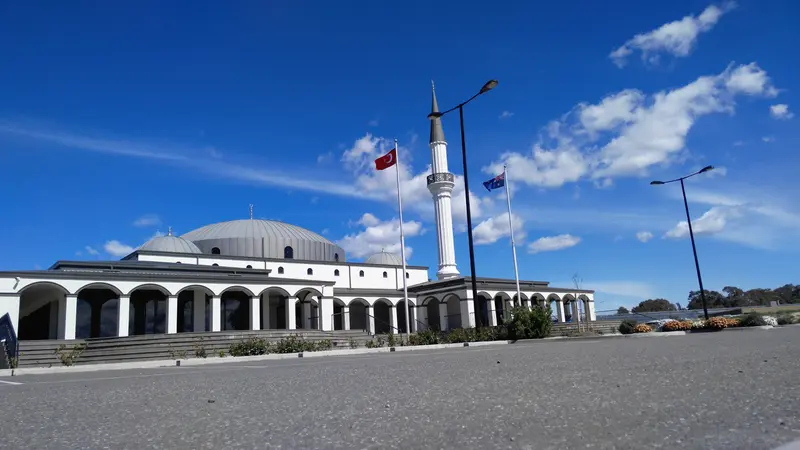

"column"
[486,298,498,327]
[586,300,596,321]
[389,305,398,333]
[49,298,59,339]
[193,290,206,332]
[571,301,580,324]
[366,305,375,334]
[117,295,130,337]
[302,302,312,329]
[167,295,179,334]
[319,296,334,331]
[438,302,449,331]
[285,297,297,330]
[210,295,222,332]
[59,294,78,340]
[417,305,428,331]
[460,296,476,328]
[261,295,270,330]
[556,300,565,323]
[342,306,351,330]
[250,295,261,330]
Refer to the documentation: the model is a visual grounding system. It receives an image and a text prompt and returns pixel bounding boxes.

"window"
[211,247,221,255]
[212,263,219,267]
[334,253,339,262]
[334,269,340,276]
[406,272,409,279]
[278,266,284,274]
[383,271,388,278]
[246,265,252,269]
[176,262,181,264]
[284,246,294,259]
[359,270,364,277]
[307,268,313,275]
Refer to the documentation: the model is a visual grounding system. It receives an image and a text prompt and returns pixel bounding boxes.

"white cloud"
[770,104,793,120]
[762,136,775,143]
[132,214,161,227]
[85,246,100,256]
[104,240,135,257]
[527,234,581,254]
[484,62,779,187]
[636,231,654,243]
[368,119,379,127]
[499,111,514,119]
[664,206,738,239]
[610,2,736,67]
[316,152,334,164]
[473,213,526,245]
[336,213,423,260]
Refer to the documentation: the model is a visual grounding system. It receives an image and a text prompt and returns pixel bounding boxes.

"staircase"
[550,320,622,336]
[17,329,374,368]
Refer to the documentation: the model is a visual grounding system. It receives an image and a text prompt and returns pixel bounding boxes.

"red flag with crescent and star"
[374,148,397,171]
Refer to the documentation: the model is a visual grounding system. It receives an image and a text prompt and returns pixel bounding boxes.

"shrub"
[724,317,741,328]
[618,319,638,335]
[55,343,87,366]
[762,316,778,327]
[739,312,767,327]
[387,333,397,347]
[633,324,652,333]
[662,320,692,332]
[408,329,445,346]
[705,317,729,330]
[777,313,798,325]
[229,337,270,356]
[506,306,553,340]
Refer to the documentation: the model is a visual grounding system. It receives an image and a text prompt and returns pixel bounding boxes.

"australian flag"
[482,172,505,192]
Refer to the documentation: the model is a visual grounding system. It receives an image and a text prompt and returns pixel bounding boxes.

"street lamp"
[427,79,498,327]
[650,165,714,320]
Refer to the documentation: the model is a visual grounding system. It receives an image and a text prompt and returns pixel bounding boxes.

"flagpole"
[504,164,522,308]
[394,139,412,339]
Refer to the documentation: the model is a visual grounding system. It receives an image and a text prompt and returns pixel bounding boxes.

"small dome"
[140,230,202,254]
[365,250,404,266]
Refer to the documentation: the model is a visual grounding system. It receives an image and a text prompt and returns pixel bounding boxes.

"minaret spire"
[167,226,172,236]
[249,204,253,219]
[426,82,460,280]
[430,81,445,144]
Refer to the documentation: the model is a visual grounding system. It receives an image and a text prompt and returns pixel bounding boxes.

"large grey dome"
[181,219,345,262]
[365,250,404,266]
[139,234,202,254]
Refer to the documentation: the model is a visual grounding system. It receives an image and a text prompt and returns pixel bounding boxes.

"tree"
[676,303,683,310]
[687,290,725,309]
[617,306,629,315]
[631,298,677,313]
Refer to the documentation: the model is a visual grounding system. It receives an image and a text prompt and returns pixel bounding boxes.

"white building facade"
[0,86,596,343]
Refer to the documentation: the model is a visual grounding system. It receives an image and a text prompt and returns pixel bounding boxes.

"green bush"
[618,319,637,335]
[506,305,553,340]
[776,313,797,325]
[739,312,767,327]
[408,328,445,345]
[229,337,270,356]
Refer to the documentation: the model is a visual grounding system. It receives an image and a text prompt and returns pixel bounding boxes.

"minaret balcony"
[426,172,455,186]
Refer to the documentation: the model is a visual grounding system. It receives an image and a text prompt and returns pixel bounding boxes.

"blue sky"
[1,0,798,311]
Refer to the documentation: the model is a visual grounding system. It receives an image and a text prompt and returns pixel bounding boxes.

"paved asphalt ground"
[1,328,799,450]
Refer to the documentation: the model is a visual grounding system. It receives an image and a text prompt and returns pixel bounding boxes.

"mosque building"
[0,87,596,343]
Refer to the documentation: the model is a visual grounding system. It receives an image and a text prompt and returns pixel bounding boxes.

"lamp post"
[428,79,498,327]
[650,165,714,320]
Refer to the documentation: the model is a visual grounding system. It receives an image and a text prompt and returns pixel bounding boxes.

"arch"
[423,297,441,331]
[530,293,546,309]
[348,298,369,307]
[382,271,388,278]
[373,298,392,333]
[359,270,364,277]
[334,253,339,262]
[211,247,221,255]
[396,299,416,333]
[284,246,294,259]
[212,263,219,267]
[475,291,493,327]
[406,272,409,279]
[307,268,313,275]
[221,289,250,331]
[257,286,292,298]
[493,292,513,325]
[512,292,529,306]
[578,294,591,302]
[176,284,215,297]
[546,293,561,302]
[442,294,462,330]
[334,269,340,276]
[127,283,172,296]
[220,285,256,297]
[333,297,347,307]
[246,265,253,269]
[294,287,323,299]
[18,281,69,295]
[421,296,439,306]
[373,297,393,306]
[277,266,284,274]
[75,282,124,297]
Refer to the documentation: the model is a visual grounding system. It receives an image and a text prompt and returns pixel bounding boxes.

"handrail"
[329,311,399,334]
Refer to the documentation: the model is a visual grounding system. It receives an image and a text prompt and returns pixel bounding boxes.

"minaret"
[426,83,460,279]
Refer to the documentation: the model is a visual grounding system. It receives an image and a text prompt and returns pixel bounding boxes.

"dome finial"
[249,204,254,219]
[167,226,172,236]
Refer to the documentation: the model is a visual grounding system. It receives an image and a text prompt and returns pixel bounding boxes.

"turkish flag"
[374,148,397,170]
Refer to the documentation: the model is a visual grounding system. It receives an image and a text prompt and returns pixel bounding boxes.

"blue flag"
[482,172,505,191]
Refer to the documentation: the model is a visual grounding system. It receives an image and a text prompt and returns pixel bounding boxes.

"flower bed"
[662,320,693,332]
[633,324,652,333]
